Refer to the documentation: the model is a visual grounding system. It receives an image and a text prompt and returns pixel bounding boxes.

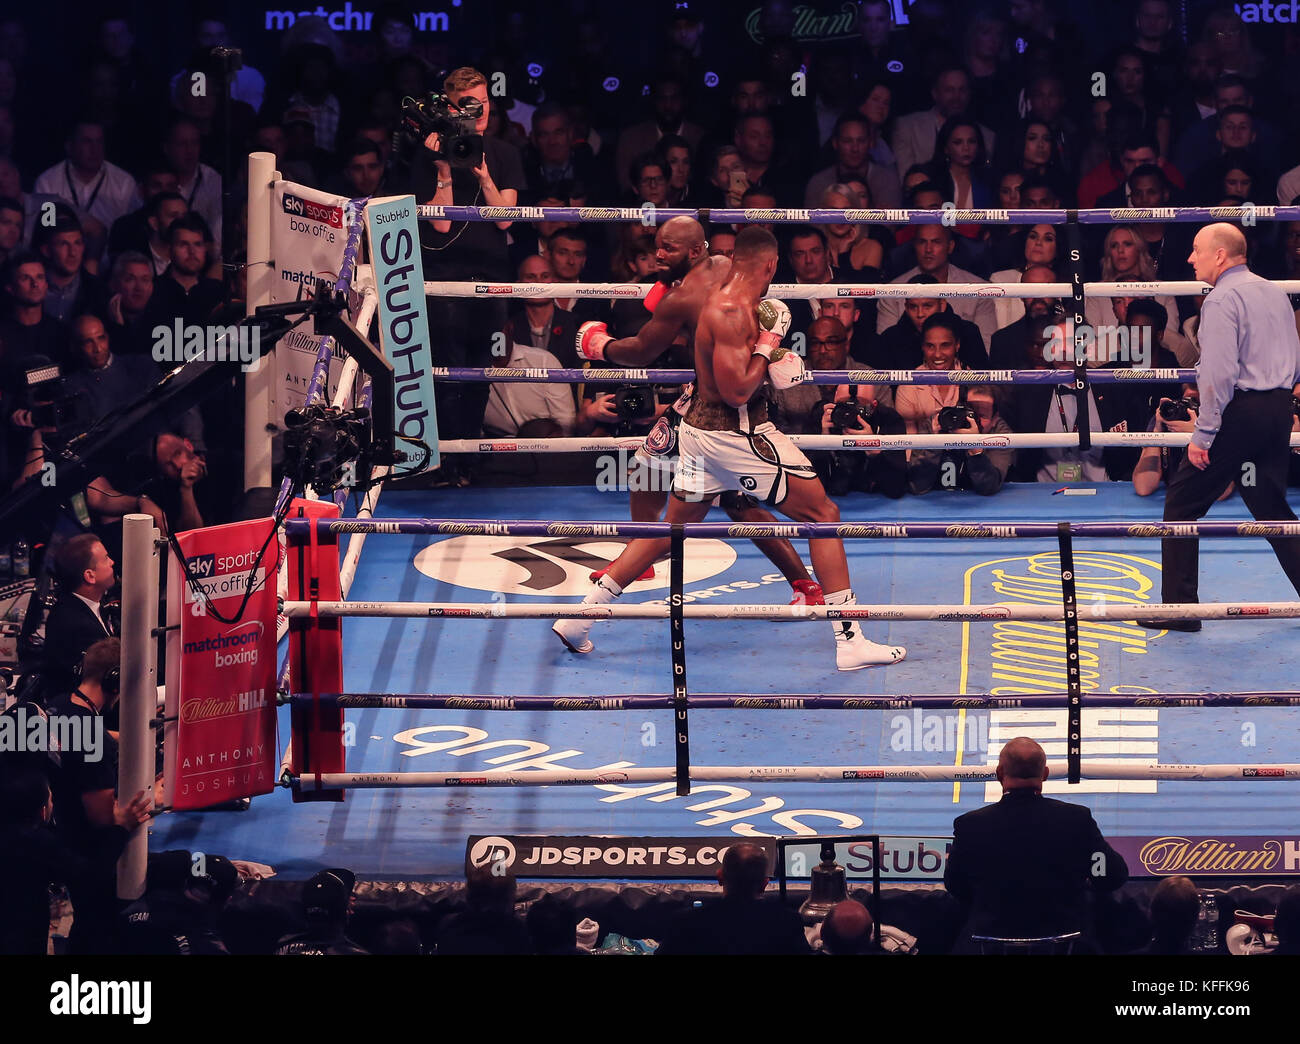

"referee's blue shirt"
[1193,264,1300,451]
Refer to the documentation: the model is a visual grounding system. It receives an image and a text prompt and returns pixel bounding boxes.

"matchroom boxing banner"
[365,195,439,473]
[164,519,279,811]
[269,181,359,419]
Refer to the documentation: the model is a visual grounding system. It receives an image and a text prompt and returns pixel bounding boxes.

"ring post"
[1064,214,1093,451]
[244,151,277,493]
[670,523,690,795]
[1056,522,1083,784]
[118,513,159,902]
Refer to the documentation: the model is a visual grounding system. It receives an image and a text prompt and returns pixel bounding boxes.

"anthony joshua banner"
[365,195,440,473]
[164,519,278,811]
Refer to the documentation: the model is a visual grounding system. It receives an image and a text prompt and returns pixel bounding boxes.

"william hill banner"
[365,194,439,473]
[164,519,278,811]
[1112,835,1300,877]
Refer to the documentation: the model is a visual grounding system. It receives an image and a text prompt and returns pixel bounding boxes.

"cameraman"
[415,67,527,476]
[1132,385,1230,498]
[776,317,905,498]
[908,385,1013,496]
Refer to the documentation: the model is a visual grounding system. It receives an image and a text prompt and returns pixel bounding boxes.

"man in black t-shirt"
[414,67,527,472]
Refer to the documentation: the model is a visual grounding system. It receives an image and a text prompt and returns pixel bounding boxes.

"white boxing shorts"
[674,420,816,505]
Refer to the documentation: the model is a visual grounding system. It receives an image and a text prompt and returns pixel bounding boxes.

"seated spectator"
[1085,225,1188,363]
[0,253,72,388]
[64,314,204,443]
[656,843,811,955]
[161,115,222,252]
[890,65,994,182]
[879,224,997,343]
[924,115,994,213]
[33,120,138,245]
[1278,165,1300,208]
[523,102,605,203]
[43,533,115,700]
[893,313,971,433]
[731,112,792,201]
[543,227,605,324]
[148,214,226,329]
[274,868,369,955]
[699,144,748,211]
[655,133,693,205]
[103,251,157,356]
[1002,319,1141,484]
[34,213,105,324]
[483,340,576,436]
[734,186,778,235]
[888,180,988,277]
[805,112,901,212]
[48,638,153,953]
[818,183,884,277]
[943,736,1128,949]
[779,225,839,343]
[335,139,384,199]
[87,430,208,541]
[0,194,21,265]
[908,384,1013,496]
[817,295,875,366]
[613,75,703,195]
[626,152,669,210]
[820,899,880,955]
[504,254,580,367]
[1079,130,1184,211]
[136,192,188,278]
[0,769,83,954]
[875,276,987,372]
[106,164,179,260]
[1133,876,1198,955]
[436,863,531,955]
[1275,886,1300,956]
[708,230,736,258]
[988,265,1062,369]
[120,850,238,955]
[989,225,1058,330]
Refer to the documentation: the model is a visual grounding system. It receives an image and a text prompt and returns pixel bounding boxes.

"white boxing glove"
[755,298,792,352]
[759,345,809,390]
[577,321,613,362]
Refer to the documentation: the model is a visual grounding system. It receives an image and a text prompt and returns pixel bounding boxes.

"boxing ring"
[146,187,1300,880]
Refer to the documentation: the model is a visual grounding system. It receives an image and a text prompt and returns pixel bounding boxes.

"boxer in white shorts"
[556,226,907,672]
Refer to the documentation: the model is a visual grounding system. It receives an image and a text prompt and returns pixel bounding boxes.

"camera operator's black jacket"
[776,388,907,499]
[908,415,1014,496]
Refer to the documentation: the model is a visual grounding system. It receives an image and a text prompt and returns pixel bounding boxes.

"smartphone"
[728,170,750,195]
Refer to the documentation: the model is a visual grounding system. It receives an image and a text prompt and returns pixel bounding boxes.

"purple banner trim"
[284,518,1300,541]
[287,692,1300,710]
[427,366,1197,386]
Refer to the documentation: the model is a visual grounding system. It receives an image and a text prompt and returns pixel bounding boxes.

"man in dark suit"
[944,737,1128,948]
[44,533,115,700]
[657,844,811,955]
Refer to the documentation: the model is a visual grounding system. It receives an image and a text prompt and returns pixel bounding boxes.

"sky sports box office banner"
[270,181,362,423]
[164,519,279,811]
[467,834,1300,880]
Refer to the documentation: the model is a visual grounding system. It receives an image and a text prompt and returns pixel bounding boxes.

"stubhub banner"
[366,195,439,473]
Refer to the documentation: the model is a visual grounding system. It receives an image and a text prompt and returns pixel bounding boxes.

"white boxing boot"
[825,589,906,671]
[552,574,622,654]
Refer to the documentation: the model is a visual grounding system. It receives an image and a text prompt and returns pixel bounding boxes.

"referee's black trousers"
[1161,389,1300,604]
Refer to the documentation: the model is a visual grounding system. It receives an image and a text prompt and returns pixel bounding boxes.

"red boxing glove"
[644,281,669,313]
[577,321,613,361]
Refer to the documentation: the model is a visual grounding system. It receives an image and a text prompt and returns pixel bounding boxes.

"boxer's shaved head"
[733,225,779,262]
[660,215,706,251]
[996,736,1049,791]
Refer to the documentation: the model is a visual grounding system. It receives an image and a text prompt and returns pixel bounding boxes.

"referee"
[1136,223,1300,632]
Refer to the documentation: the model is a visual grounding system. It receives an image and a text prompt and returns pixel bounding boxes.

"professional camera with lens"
[613,385,655,423]
[830,399,877,433]
[936,405,978,434]
[1159,397,1198,422]
[283,403,372,493]
[25,358,88,431]
[395,92,484,168]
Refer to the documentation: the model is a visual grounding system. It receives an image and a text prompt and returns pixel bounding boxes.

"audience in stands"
[274,868,369,955]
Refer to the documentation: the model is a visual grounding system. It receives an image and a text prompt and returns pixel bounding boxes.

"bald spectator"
[943,737,1128,950]
[1134,875,1198,955]
[657,844,810,955]
[988,265,1062,369]
[820,899,880,955]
